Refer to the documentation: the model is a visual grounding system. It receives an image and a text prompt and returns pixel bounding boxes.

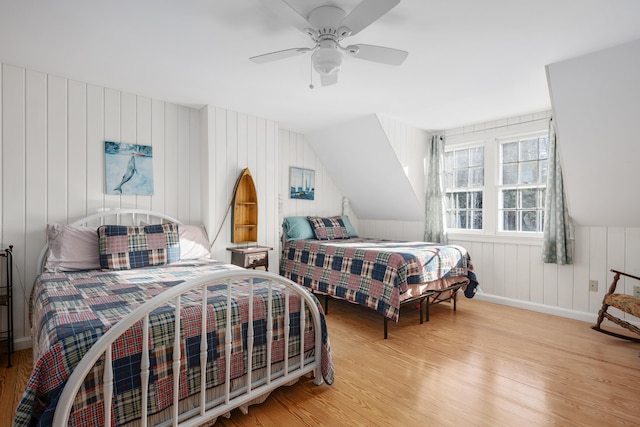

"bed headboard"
[37,209,182,275]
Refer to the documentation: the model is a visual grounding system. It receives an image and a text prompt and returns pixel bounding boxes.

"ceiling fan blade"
[250,47,311,64]
[320,73,338,86]
[347,44,408,65]
[267,0,313,32]
[340,0,400,36]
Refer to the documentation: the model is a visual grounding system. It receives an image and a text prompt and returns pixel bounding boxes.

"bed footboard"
[51,270,330,427]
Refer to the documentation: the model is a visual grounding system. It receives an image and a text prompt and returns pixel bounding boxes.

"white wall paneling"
[68,80,87,219]
[1,62,204,349]
[177,106,191,221]
[199,107,280,273]
[2,64,27,347]
[136,96,152,213]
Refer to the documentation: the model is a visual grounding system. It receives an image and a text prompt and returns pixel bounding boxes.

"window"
[444,126,550,237]
[444,146,484,230]
[498,135,548,232]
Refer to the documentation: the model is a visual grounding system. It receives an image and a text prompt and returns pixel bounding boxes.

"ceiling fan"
[250,0,408,87]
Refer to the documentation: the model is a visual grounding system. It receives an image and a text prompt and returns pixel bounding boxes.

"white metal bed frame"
[33,209,325,427]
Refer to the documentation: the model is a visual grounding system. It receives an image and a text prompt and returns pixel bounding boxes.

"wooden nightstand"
[227,246,273,270]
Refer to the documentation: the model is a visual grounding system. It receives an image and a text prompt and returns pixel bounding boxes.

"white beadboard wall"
[0,63,203,349]
[0,62,286,350]
[199,105,280,271]
[360,111,640,326]
[279,129,347,238]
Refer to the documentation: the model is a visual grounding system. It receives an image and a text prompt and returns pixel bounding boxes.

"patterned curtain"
[424,135,448,243]
[542,119,573,264]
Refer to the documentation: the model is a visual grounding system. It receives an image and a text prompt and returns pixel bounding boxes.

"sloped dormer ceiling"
[546,38,640,227]
[306,115,425,221]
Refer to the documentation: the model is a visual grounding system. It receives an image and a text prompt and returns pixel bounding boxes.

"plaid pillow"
[98,223,180,270]
[307,216,350,240]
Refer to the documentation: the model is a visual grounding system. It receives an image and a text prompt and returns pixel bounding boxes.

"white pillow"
[44,224,100,272]
[179,224,211,260]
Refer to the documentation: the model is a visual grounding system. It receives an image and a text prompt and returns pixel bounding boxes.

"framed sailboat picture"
[105,141,154,195]
[289,167,315,200]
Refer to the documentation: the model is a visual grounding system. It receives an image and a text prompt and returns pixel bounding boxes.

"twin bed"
[15,210,333,427]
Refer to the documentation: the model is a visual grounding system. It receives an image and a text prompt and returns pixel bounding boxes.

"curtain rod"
[445,116,551,136]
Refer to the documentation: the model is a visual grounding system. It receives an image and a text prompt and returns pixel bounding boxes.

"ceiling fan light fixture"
[311,43,342,75]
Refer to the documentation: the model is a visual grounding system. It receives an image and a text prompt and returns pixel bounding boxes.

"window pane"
[502,189,516,209]
[470,191,483,209]
[455,169,469,187]
[444,151,454,170]
[445,171,454,188]
[503,164,518,185]
[520,189,538,208]
[470,146,484,167]
[539,160,548,184]
[457,211,468,229]
[502,142,518,163]
[447,211,455,227]
[519,161,538,184]
[539,189,546,206]
[455,149,469,168]
[469,167,484,187]
[520,138,538,161]
[539,136,549,160]
[455,192,467,209]
[444,194,451,210]
[471,210,483,229]
[503,211,517,231]
[521,211,538,232]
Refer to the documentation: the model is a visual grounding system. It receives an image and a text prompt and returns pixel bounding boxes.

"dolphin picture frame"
[105,141,154,195]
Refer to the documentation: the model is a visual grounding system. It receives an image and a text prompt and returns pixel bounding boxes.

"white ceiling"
[1,0,640,134]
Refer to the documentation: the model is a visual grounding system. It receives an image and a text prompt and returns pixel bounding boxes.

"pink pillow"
[179,224,211,260]
[44,224,100,272]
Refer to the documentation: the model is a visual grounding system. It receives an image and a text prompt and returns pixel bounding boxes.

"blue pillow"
[342,215,358,237]
[283,216,315,241]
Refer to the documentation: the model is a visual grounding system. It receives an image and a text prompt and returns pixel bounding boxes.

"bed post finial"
[342,197,350,216]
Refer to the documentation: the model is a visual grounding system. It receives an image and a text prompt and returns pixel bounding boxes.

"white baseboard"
[473,293,598,324]
[13,336,32,351]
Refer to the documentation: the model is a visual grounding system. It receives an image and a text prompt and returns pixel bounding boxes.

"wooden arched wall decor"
[231,168,258,243]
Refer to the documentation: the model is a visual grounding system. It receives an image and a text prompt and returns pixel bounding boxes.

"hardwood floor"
[4,298,640,426]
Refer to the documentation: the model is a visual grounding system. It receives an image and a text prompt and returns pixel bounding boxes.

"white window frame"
[443,142,485,234]
[496,131,548,236]
[444,128,549,243]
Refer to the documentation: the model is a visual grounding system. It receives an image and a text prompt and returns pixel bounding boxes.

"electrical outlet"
[634,286,640,298]
[589,280,598,292]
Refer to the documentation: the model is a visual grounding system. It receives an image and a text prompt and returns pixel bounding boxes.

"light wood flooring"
[3,298,640,426]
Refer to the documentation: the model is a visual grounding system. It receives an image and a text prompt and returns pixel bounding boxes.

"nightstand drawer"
[246,252,267,268]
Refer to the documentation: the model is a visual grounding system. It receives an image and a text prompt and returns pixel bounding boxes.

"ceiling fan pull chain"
[309,56,314,89]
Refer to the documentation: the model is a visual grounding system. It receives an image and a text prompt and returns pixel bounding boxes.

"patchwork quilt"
[280,238,474,322]
[15,261,334,427]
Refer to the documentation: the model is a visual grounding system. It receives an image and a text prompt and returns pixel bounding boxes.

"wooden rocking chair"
[592,269,640,342]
